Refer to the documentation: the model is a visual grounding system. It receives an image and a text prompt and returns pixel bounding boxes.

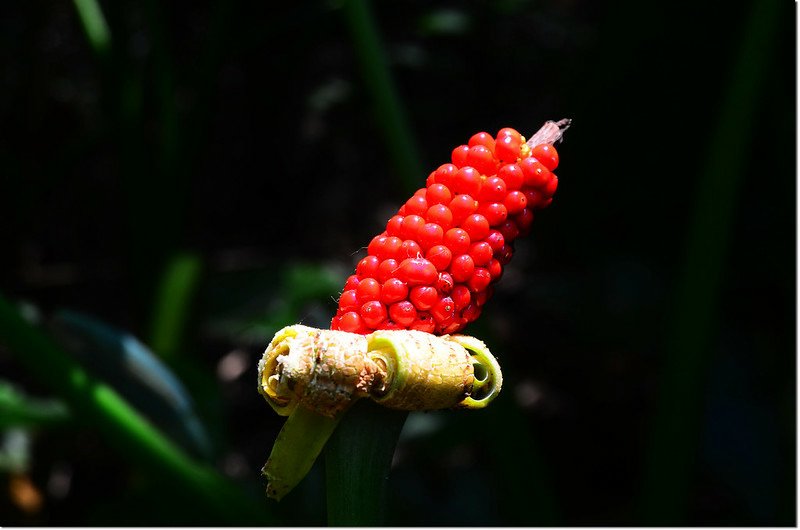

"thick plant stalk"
[324,400,407,526]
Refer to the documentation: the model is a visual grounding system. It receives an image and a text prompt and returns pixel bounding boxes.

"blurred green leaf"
[149,251,204,363]
[0,293,276,524]
[418,8,472,36]
[72,0,111,59]
[0,380,70,430]
[51,309,213,460]
[341,0,424,194]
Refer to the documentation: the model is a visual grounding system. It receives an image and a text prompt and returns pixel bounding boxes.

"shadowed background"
[0,0,794,525]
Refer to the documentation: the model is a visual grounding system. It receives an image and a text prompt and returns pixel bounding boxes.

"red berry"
[468,131,496,150]
[360,301,387,328]
[417,222,444,250]
[519,158,551,188]
[449,194,478,225]
[514,208,535,236]
[441,318,466,335]
[435,163,458,188]
[378,320,402,331]
[468,241,493,266]
[389,301,417,327]
[386,215,404,237]
[467,267,492,292]
[479,176,507,202]
[475,287,493,306]
[410,313,436,333]
[338,311,365,333]
[443,228,471,256]
[400,215,425,241]
[409,285,438,310]
[449,254,475,283]
[380,278,408,304]
[426,171,436,187]
[496,244,514,265]
[522,188,547,209]
[426,204,453,230]
[356,255,380,278]
[504,190,528,214]
[476,202,508,226]
[497,127,522,141]
[451,145,469,167]
[344,274,360,291]
[462,303,482,322]
[425,244,452,270]
[373,236,402,260]
[460,213,490,241]
[497,163,524,190]
[338,289,359,312]
[399,239,422,259]
[466,145,497,176]
[531,143,559,171]
[430,296,455,323]
[377,258,399,282]
[356,278,381,303]
[426,183,452,205]
[498,219,520,242]
[405,195,428,216]
[451,285,471,310]
[495,133,521,163]
[452,166,482,197]
[436,271,454,294]
[367,235,387,257]
[485,230,505,251]
[544,174,558,197]
[487,258,503,281]
[398,257,438,285]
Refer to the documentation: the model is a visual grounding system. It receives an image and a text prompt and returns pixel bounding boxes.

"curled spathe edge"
[258,325,502,418]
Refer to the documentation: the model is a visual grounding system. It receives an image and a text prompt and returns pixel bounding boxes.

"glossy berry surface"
[331,126,562,334]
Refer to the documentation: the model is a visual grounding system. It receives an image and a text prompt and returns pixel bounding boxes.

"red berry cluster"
[331,127,560,335]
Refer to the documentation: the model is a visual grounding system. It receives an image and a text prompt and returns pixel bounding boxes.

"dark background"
[0,0,795,526]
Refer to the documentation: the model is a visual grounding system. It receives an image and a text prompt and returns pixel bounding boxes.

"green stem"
[72,0,111,59]
[638,0,782,523]
[149,251,204,363]
[341,0,424,194]
[0,293,274,524]
[324,400,407,525]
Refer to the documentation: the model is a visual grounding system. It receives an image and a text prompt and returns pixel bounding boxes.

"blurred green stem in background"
[149,252,204,363]
[639,0,782,524]
[341,0,424,194]
[72,0,111,59]
[0,293,275,525]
